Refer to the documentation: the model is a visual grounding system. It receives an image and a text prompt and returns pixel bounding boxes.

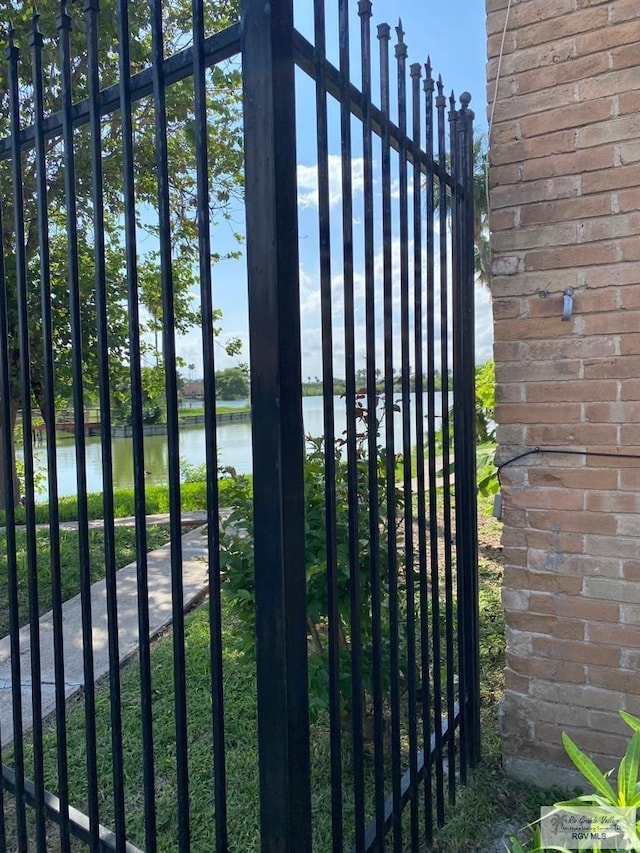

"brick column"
[486,0,640,785]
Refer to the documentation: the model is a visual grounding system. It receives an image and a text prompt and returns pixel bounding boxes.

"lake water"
[19,394,442,500]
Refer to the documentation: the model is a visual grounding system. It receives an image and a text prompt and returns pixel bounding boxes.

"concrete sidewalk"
[0,516,214,749]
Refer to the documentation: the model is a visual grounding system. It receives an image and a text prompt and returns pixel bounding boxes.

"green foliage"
[506,712,640,852]
[215,366,250,400]
[219,400,404,719]
[0,1,244,507]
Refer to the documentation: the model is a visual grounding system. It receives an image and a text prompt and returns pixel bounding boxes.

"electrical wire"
[496,446,640,485]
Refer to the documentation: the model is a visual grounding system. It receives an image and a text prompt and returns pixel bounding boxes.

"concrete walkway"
[0,513,216,749]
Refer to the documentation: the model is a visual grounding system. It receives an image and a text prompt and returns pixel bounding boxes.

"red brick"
[524,242,619,271]
[490,175,581,209]
[578,114,640,148]
[528,509,617,536]
[523,145,613,181]
[619,92,640,115]
[519,194,611,227]
[525,379,618,403]
[575,19,640,53]
[505,567,584,595]
[491,130,577,167]
[609,0,640,25]
[582,163,640,194]
[557,596,619,622]
[498,402,582,424]
[526,423,619,446]
[583,311,640,336]
[519,98,613,138]
[617,188,640,212]
[578,68,640,101]
[509,486,584,511]
[584,357,640,380]
[515,7,609,50]
[516,52,609,95]
[528,468,617,491]
[586,491,640,513]
[611,44,640,71]
[531,637,621,666]
[578,212,640,242]
[587,622,640,648]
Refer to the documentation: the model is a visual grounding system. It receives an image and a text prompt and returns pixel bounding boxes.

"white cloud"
[297,155,365,209]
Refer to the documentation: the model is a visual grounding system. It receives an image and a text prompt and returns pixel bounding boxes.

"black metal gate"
[0,0,479,850]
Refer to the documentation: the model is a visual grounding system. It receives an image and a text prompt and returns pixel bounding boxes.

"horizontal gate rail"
[292,28,458,191]
[0,23,241,160]
[358,704,462,853]
[1,764,142,853]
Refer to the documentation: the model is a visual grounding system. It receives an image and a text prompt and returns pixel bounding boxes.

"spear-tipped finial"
[395,18,407,58]
[30,6,43,47]
[423,57,433,92]
[437,74,444,93]
[57,0,72,30]
[450,89,456,110]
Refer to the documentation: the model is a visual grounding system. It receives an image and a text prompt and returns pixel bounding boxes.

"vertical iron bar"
[116,0,157,847]
[395,23,419,851]
[313,1,344,848]
[436,79,456,807]
[0,196,27,853]
[84,0,127,845]
[424,60,445,828]
[412,59,433,846]
[58,2,101,844]
[30,14,72,850]
[241,0,313,849]
[449,92,469,787]
[379,21,402,853]
[359,2,385,846]
[339,1,366,847]
[453,94,481,769]
[149,0,191,846]
[192,0,228,848]
[8,28,47,851]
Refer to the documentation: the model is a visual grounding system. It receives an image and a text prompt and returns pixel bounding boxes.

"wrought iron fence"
[0,0,479,850]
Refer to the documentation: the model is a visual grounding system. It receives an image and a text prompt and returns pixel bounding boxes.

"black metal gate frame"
[0,0,480,850]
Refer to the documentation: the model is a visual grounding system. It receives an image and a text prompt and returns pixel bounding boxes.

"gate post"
[241,2,312,851]
[451,94,482,770]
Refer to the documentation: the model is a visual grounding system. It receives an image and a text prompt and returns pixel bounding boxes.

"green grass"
[0,525,175,637]
[0,479,238,526]
[179,405,250,417]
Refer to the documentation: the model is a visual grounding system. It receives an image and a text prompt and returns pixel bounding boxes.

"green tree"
[215,366,249,401]
[472,135,491,289]
[0,1,243,508]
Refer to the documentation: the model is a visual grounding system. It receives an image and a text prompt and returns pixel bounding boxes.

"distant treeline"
[302,371,446,396]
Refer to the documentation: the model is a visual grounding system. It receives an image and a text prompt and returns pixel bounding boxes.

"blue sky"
[176,0,491,379]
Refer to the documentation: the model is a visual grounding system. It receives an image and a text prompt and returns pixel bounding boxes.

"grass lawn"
[0,479,240,527]
[2,497,565,851]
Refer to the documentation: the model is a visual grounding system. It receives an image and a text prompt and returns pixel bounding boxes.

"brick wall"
[486,0,640,786]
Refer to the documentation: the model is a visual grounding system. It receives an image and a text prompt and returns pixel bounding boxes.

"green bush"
[218,413,404,720]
